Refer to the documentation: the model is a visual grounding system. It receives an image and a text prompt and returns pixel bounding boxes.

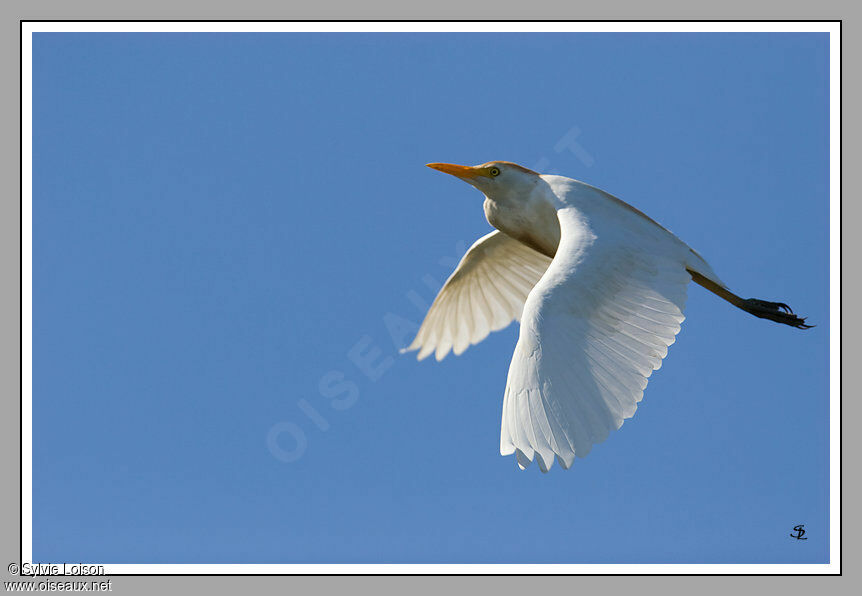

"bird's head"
[426,161,541,200]
[426,160,560,258]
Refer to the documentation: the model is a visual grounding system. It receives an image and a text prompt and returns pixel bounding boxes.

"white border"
[21,21,839,33]
[21,18,33,575]
[21,20,841,575]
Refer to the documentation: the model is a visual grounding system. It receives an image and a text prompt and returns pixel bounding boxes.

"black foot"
[741,298,813,329]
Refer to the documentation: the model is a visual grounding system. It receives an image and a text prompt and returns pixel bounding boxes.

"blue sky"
[31,32,830,564]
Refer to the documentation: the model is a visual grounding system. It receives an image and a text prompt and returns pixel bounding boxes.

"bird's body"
[406,161,810,472]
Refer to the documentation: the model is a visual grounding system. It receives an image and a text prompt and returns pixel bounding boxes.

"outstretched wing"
[501,207,692,472]
[404,230,553,361]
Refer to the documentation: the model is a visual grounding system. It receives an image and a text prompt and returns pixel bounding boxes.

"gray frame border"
[3,1,851,594]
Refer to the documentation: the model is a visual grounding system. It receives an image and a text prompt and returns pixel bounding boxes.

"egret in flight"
[405,161,810,472]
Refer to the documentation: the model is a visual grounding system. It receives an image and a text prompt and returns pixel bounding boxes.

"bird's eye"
[489,167,501,177]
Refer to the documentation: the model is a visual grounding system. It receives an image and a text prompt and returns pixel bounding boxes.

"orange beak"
[426,162,485,180]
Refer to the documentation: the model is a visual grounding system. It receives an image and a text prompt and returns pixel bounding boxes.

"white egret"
[405,161,810,472]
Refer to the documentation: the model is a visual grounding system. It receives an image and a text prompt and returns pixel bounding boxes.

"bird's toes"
[775,302,793,314]
[742,298,812,329]
[795,318,814,330]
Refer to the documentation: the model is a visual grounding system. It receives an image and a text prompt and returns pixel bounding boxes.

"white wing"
[501,206,692,472]
[405,230,553,361]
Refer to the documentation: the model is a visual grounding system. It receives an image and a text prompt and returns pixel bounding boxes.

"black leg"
[740,298,814,329]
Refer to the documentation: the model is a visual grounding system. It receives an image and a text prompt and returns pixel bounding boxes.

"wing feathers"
[406,192,708,473]
[404,231,553,361]
[501,209,693,472]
